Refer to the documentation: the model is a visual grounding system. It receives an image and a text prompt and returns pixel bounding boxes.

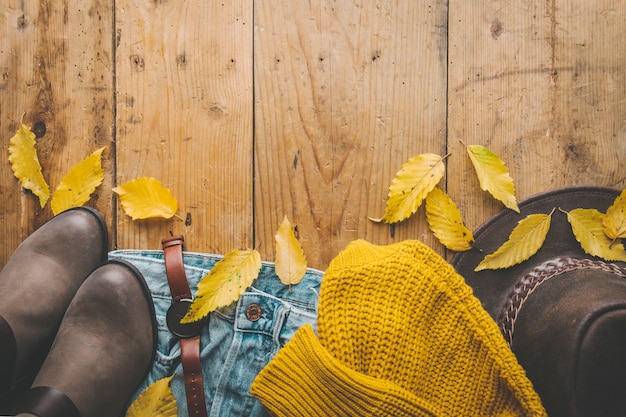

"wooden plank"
[0,0,114,267]
[115,1,253,253]
[447,0,626,233]
[254,0,449,269]
[1,0,622,271]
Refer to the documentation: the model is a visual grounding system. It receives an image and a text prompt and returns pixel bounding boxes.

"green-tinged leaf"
[465,144,519,213]
[370,153,446,224]
[8,124,50,208]
[603,190,626,242]
[50,147,105,215]
[425,187,474,251]
[565,208,626,262]
[475,211,553,271]
[181,249,261,323]
[113,177,178,220]
[275,215,308,285]
[125,376,177,417]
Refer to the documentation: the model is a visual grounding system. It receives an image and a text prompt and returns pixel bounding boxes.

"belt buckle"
[166,299,204,338]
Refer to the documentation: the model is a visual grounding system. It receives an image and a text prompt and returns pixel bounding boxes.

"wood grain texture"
[0,0,114,264]
[0,1,624,271]
[254,0,448,268]
[115,1,253,253]
[447,0,626,232]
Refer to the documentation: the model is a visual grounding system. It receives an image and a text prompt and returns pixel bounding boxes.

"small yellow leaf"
[50,147,105,215]
[475,211,553,271]
[425,187,474,251]
[181,248,261,323]
[112,177,178,220]
[465,144,520,213]
[564,208,626,262]
[370,153,446,224]
[275,216,308,285]
[125,375,178,417]
[603,190,626,241]
[8,124,50,208]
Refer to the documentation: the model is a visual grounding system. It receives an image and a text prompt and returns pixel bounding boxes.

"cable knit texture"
[251,239,547,416]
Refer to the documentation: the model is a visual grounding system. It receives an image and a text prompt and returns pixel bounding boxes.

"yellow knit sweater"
[251,239,546,416]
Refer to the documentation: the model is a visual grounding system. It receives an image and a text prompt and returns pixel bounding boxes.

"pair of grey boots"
[0,207,156,417]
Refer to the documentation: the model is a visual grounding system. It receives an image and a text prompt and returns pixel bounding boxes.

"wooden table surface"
[1,1,624,270]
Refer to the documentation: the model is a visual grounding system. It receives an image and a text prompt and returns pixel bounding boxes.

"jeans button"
[245,303,262,321]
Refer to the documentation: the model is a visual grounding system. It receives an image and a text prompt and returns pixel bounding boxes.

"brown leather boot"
[0,207,108,408]
[13,260,157,417]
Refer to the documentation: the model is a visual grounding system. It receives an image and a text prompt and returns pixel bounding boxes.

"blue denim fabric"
[107,250,323,417]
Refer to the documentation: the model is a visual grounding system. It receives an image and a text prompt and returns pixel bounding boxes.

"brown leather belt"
[162,235,207,417]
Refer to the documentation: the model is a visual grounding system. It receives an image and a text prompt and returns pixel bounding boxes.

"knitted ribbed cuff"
[250,324,437,417]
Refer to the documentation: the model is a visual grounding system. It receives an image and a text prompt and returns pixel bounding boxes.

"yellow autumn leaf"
[181,248,261,323]
[113,177,178,220]
[475,211,553,271]
[564,208,626,262]
[8,124,50,208]
[50,147,105,215]
[425,187,474,251]
[370,153,446,224]
[275,215,308,285]
[125,376,177,417]
[603,190,626,242]
[465,144,520,213]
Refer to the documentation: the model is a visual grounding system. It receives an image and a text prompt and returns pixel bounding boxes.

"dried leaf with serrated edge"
[369,153,446,224]
[475,211,553,271]
[8,124,50,208]
[181,249,261,324]
[425,187,474,251]
[112,177,178,220]
[603,190,626,242]
[125,375,177,417]
[50,147,105,215]
[275,215,308,285]
[465,144,520,213]
[564,208,626,262]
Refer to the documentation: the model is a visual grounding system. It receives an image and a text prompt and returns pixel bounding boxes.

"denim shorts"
[108,250,323,417]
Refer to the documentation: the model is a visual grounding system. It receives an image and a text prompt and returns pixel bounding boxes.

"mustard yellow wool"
[251,239,546,416]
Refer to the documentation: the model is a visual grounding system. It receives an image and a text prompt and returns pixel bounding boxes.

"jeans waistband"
[108,249,323,417]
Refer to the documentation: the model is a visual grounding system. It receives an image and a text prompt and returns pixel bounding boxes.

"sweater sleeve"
[250,324,437,417]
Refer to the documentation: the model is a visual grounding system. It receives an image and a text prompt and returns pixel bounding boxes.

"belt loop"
[271,305,290,355]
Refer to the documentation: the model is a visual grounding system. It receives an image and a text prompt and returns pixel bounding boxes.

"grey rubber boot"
[0,207,108,407]
[13,260,157,417]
